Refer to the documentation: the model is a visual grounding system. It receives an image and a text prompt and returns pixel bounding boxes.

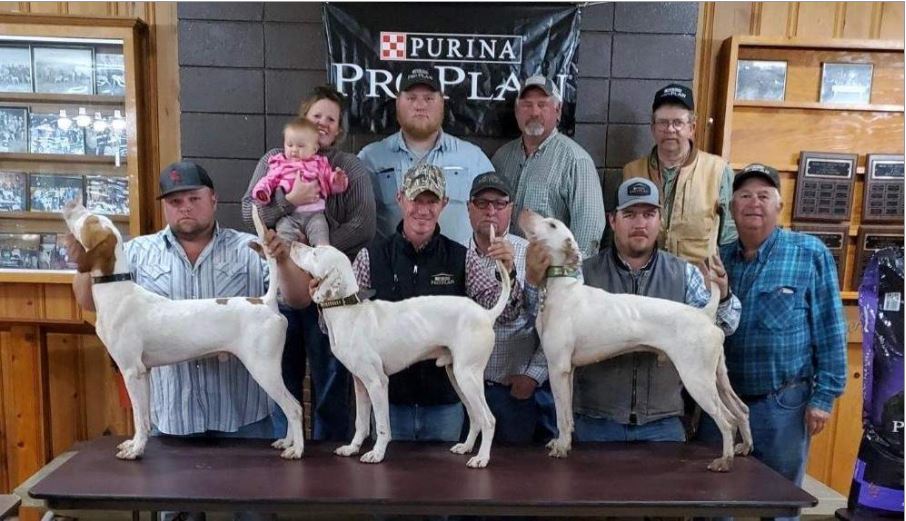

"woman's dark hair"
[298,85,348,144]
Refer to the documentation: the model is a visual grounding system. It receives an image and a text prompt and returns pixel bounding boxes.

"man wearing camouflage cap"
[349,163,524,442]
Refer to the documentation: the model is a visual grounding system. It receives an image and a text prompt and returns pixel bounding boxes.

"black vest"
[368,225,467,405]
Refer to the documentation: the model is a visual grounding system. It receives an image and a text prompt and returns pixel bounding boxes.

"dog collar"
[545,266,580,279]
[93,273,134,284]
[318,289,376,310]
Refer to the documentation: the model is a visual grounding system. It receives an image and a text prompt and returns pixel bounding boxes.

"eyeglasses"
[470,198,511,210]
[653,119,691,130]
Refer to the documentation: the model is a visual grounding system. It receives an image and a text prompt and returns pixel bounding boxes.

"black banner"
[323,3,582,138]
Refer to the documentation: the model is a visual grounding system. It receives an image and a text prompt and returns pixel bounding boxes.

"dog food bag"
[848,246,904,517]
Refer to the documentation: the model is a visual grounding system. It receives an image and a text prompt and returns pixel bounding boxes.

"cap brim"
[732,171,778,191]
[616,200,661,211]
[157,184,207,199]
[400,80,439,92]
[518,85,553,98]
[469,184,512,199]
[653,96,693,110]
[404,188,444,199]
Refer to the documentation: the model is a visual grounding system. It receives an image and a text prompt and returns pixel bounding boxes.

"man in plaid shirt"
[699,164,847,497]
[466,172,555,443]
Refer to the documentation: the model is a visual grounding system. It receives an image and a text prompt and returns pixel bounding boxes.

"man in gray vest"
[570,177,742,441]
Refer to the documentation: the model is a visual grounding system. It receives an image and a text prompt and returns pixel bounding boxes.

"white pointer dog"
[290,235,510,468]
[519,209,752,471]
[62,202,304,460]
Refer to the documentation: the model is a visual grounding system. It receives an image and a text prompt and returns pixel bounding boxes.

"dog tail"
[488,259,511,322]
[252,206,279,309]
[703,281,720,320]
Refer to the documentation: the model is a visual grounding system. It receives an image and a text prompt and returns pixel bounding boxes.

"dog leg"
[546,364,574,458]
[444,364,477,456]
[716,354,753,456]
[336,376,370,457]
[117,366,151,460]
[359,368,391,464]
[455,367,496,469]
[684,377,735,472]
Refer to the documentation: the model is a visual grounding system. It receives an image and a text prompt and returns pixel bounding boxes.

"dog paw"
[280,445,304,459]
[116,439,133,452]
[449,443,472,455]
[335,444,360,457]
[734,442,753,456]
[546,439,571,458]
[707,457,732,472]
[115,444,145,460]
[271,438,291,450]
[360,450,385,464]
[466,456,488,469]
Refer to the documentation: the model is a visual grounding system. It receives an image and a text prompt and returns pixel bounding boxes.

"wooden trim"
[0,320,94,334]
[787,2,799,38]
[693,2,715,149]
[0,153,120,165]
[736,34,905,50]
[0,272,75,284]
[0,13,144,28]
[0,93,125,106]
[750,2,763,34]
[870,2,884,39]
[733,100,905,113]
[833,2,846,39]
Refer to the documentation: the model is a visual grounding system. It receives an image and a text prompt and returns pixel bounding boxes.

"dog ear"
[313,267,338,302]
[78,233,117,274]
[561,238,581,270]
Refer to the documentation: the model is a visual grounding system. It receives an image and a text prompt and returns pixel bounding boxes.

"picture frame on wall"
[86,175,129,215]
[33,46,94,94]
[0,106,28,153]
[86,124,127,159]
[0,171,27,212]
[29,174,83,213]
[735,60,787,101]
[29,112,85,155]
[95,50,125,96]
[0,233,41,270]
[820,62,873,104]
[0,46,33,93]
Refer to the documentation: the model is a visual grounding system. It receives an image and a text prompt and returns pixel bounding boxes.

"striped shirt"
[358,131,494,247]
[469,234,547,385]
[124,225,274,435]
[491,130,606,258]
[720,228,847,412]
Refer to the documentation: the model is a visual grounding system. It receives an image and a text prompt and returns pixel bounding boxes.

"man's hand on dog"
[505,374,538,400]
[262,229,291,263]
[696,254,729,299]
[486,236,515,273]
[525,241,551,287]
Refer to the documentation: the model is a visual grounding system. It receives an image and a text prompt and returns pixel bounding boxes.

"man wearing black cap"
[359,67,494,247]
[699,164,846,499]
[622,83,737,264]
[466,172,555,443]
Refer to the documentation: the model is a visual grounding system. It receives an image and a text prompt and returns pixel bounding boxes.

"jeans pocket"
[772,380,811,410]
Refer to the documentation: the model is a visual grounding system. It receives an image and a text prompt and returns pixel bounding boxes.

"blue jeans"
[484,381,556,443]
[698,379,812,521]
[270,303,306,439]
[575,414,686,442]
[389,403,464,441]
[302,303,352,441]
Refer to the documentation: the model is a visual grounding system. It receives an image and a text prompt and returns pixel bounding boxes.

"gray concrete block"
[581,3,614,31]
[611,34,695,79]
[178,2,263,21]
[215,202,248,233]
[265,70,330,115]
[183,157,260,202]
[264,22,326,69]
[467,136,509,161]
[181,113,264,159]
[605,124,651,168]
[614,2,698,34]
[577,32,611,79]
[178,21,263,68]
[577,78,609,123]
[602,167,623,213]
[180,67,264,114]
[266,114,295,151]
[609,79,693,123]
[573,123,607,167]
[264,2,322,22]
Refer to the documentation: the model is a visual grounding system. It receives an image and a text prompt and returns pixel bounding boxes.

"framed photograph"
[86,124,127,159]
[820,63,873,104]
[0,172,27,212]
[29,112,85,155]
[0,106,28,153]
[33,46,94,94]
[86,175,129,216]
[0,46,33,93]
[29,174,83,213]
[95,51,125,96]
[37,233,76,270]
[735,60,787,101]
[0,233,41,270]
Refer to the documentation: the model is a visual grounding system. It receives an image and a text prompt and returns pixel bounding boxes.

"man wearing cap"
[71,161,311,439]
[358,67,494,247]
[466,172,555,443]
[492,74,605,259]
[349,163,523,441]
[527,177,740,442]
[699,164,846,495]
[623,83,737,264]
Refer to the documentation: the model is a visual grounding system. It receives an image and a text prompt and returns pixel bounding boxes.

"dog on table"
[62,202,304,460]
[518,209,752,472]
[289,235,510,468]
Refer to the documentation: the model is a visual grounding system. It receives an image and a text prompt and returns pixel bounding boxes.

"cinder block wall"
[176,2,698,231]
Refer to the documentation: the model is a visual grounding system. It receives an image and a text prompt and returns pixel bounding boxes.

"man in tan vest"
[623,84,736,263]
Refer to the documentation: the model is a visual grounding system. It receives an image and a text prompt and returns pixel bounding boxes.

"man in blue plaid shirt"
[700,164,847,503]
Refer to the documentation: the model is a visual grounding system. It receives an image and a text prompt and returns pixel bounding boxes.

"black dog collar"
[319,289,376,309]
[93,273,134,284]
[545,266,580,279]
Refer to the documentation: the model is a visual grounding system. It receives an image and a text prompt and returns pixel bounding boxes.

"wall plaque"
[853,225,903,288]
[862,154,904,224]
[793,151,857,222]
[791,223,850,288]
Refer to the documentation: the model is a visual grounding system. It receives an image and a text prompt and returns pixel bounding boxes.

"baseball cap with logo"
[470,172,512,199]
[399,68,440,93]
[616,178,661,210]
[652,83,694,111]
[518,75,562,102]
[157,161,214,199]
[401,163,445,199]
[732,163,780,192]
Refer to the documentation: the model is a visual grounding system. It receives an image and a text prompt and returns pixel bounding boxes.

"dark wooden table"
[29,436,815,517]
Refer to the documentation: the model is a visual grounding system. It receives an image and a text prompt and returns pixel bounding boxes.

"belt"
[739,377,811,401]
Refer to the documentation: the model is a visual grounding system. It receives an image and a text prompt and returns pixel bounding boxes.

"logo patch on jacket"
[430,273,456,286]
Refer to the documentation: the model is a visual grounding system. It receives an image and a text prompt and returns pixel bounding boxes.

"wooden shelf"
[735,35,904,51]
[841,291,858,301]
[0,152,122,165]
[0,92,124,107]
[730,163,866,175]
[1,211,128,223]
[733,100,905,113]
[0,269,75,284]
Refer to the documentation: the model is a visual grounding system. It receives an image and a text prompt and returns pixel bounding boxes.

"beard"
[400,116,442,141]
[522,121,545,137]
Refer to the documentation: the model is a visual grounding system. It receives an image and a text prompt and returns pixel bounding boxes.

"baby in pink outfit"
[253,118,347,245]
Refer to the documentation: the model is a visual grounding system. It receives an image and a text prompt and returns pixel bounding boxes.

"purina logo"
[379,31,523,64]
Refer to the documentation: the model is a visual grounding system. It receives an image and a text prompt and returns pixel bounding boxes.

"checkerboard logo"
[380,32,407,61]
